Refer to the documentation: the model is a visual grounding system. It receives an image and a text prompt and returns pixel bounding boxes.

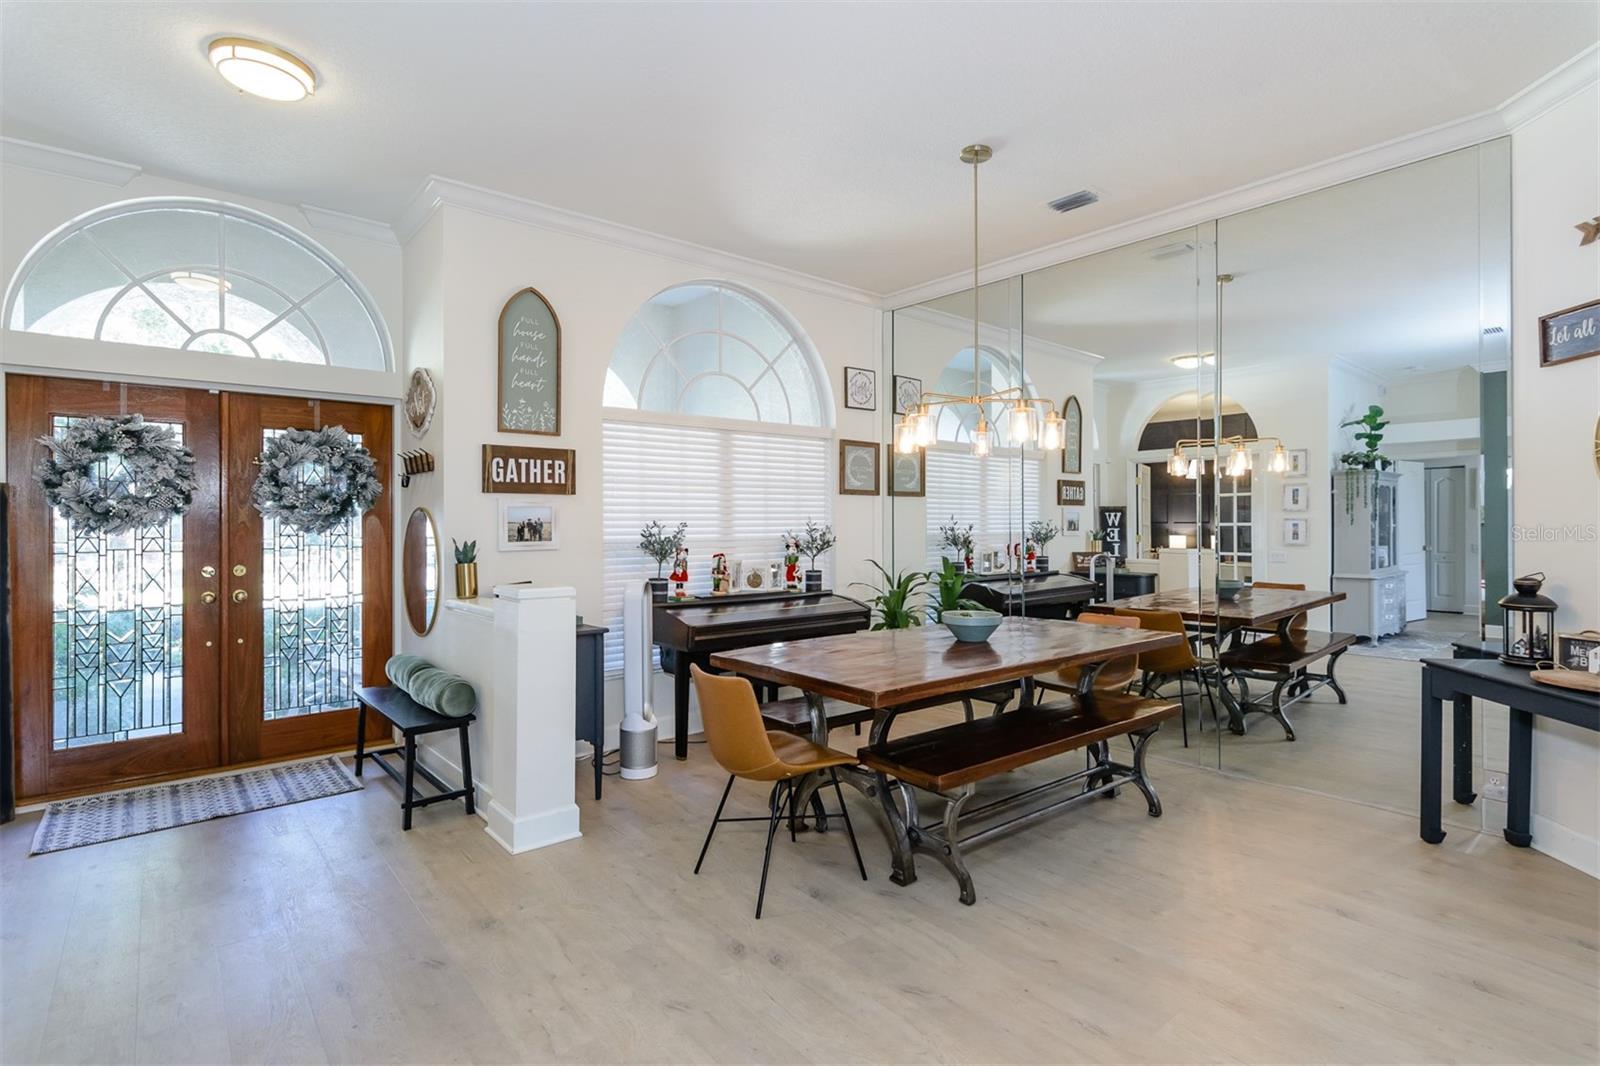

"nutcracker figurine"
[783,538,801,590]
[1025,540,1037,573]
[669,546,690,599]
[710,552,731,595]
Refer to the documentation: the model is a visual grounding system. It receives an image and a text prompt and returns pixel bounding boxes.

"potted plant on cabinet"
[452,538,478,599]
[638,520,688,601]
[851,561,926,629]
[938,516,976,572]
[1028,519,1060,572]
[1338,404,1393,521]
[791,519,836,593]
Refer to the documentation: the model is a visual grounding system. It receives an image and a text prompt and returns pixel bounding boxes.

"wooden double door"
[7,375,392,801]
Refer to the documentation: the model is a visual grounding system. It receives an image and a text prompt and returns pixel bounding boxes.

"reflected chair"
[1115,607,1222,747]
[689,665,867,919]
[1035,612,1144,700]
[1243,581,1310,640]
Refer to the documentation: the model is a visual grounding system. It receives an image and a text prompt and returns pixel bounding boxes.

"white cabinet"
[1333,470,1406,639]
[1333,569,1407,639]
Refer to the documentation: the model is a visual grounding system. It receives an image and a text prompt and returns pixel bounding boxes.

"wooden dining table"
[710,617,1182,889]
[1102,586,1346,731]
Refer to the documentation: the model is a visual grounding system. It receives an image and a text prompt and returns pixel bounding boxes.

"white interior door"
[1425,466,1467,613]
[1396,460,1426,621]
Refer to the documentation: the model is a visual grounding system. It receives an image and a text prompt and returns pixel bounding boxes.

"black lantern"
[1498,572,1558,667]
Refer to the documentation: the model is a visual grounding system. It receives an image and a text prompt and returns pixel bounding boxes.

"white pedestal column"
[484,583,580,854]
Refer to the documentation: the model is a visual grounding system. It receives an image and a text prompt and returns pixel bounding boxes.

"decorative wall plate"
[405,368,437,438]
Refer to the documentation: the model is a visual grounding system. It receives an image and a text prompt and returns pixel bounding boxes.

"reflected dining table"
[710,617,1182,890]
[1102,586,1346,733]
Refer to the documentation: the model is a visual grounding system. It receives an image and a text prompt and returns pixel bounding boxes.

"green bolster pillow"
[385,653,431,691]
[406,666,478,718]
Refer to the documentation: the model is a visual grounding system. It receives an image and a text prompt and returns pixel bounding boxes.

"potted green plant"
[791,519,836,593]
[938,516,977,572]
[926,558,984,623]
[851,561,926,630]
[452,538,478,599]
[638,520,688,600]
[1086,528,1106,553]
[1338,404,1393,521]
[1028,519,1060,572]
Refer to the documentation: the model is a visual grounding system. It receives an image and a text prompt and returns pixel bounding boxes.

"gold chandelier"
[1167,435,1290,479]
[894,145,1064,459]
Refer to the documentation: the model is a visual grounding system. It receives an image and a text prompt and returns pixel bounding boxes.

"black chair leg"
[1178,674,1190,748]
[402,735,417,831]
[458,723,476,815]
[756,780,792,919]
[694,775,736,874]
[353,704,367,776]
[830,768,868,881]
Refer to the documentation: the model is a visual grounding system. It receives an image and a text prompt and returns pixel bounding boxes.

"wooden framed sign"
[1057,479,1086,506]
[1061,395,1083,474]
[498,287,561,434]
[482,444,576,494]
[1540,299,1600,368]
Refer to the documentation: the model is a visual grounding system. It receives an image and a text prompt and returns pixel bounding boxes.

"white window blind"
[924,449,1039,568]
[602,419,832,673]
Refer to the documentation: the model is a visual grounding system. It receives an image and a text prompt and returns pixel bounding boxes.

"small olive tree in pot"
[792,519,837,593]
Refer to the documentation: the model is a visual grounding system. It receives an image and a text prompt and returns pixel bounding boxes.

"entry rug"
[30,756,361,855]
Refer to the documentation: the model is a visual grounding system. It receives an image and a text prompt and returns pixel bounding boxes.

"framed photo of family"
[499,499,558,551]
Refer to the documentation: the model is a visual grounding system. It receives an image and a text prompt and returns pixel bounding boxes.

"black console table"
[1419,657,1598,847]
[577,623,608,800]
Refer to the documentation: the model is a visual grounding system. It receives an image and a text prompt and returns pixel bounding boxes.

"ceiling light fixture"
[168,270,231,292]
[892,145,1062,458]
[208,37,316,101]
[1170,353,1216,370]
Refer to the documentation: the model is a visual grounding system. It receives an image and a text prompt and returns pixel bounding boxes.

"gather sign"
[481,444,576,494]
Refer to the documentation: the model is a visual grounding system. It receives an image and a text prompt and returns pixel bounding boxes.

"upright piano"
[961,570,1097,620]
[654,589,871,758]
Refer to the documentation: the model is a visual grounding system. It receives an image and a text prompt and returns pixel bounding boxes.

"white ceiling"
[1,2,1593,296]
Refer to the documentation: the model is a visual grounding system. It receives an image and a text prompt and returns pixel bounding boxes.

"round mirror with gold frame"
[403,507,440,635]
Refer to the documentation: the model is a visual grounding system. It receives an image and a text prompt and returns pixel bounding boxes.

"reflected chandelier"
[894,145,1064,459]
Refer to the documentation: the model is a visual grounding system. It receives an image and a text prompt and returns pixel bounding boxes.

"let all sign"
[482,444,576,494]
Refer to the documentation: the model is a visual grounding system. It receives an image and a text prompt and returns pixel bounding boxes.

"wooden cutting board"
[1531,668,1600,694]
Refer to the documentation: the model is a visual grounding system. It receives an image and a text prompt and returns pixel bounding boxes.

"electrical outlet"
[1482,771,1509,802]
[1269,550,1288,564]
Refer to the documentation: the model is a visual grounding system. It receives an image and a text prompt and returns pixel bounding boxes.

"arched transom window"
[604,282,829,427]
[5,198,391,370]
[934,345,1037,446]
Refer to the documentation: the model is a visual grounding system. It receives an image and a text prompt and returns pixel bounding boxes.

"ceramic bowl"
[943,609,1004,643]
[1217,579,1248,601]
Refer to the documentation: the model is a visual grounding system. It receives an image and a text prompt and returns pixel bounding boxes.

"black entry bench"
[353,685,476,830]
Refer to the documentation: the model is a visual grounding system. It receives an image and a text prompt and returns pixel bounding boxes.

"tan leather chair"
[1115,608,1221,747]
[1251,581,1310,633]
[690,665,867,918]
[1039,612,1143,698]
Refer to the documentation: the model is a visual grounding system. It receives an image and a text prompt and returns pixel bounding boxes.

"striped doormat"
[30,756,361,855]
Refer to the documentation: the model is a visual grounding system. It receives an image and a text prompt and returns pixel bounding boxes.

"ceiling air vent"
[1048,189,1099,214]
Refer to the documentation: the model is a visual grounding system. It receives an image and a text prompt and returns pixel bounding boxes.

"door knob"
[232,589,249,602]
[232,564,248,577]
[201,565,216,578]
[201,591,216,604]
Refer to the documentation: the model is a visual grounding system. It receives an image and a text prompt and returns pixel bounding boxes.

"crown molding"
[1329,355,1391,390]
[0,136,140,187]
[395,175,880,308]
[1499,44,1598,130]
[298,203,399,246]
[891,303,1102,368]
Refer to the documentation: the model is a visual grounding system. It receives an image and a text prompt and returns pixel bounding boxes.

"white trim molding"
[1501,44,1599,131]
[0,136,141,187]
[298,203,400,246]
[395,175,880,308]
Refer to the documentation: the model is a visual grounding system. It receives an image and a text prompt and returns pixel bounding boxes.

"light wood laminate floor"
[2,697,1596,1064]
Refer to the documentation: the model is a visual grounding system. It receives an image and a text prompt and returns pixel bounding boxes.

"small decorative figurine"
[783,538,801,590]
[669,546,690,599]
[710,552,731,595]
[1025,540,1038,573]
[769,562,782,589]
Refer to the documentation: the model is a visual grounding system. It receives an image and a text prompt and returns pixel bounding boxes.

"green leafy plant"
[638,520,688,577]
[850,560,926,630]
[1027,519,1059,548]
[938,516,976,558]
[790,519,837,569]
[927,558,984,623]
[452,538,477,564]
[1338,404,1393,521]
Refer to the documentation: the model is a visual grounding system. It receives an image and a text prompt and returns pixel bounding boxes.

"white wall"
[1509,80,1600,878]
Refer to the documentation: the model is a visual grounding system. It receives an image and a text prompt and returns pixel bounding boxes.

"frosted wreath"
[250,425,382,533]
[34,415,198,534]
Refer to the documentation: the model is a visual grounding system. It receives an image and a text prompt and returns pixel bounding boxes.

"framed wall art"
[1061,395,1083,474]
[1540,299,1600,368]
[1057,479,1086,506]
[1286,448,1310,477]
[887,446,925,497]
[1282,482,1309,511]
[499,499,558,551]
[498,287,561,435]
[844,367,877,411]
[1283,518,1309,546]
[838,439,880,495]
[893,374,923,416]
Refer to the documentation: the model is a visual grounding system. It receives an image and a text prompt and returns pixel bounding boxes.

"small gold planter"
[455,562,479,599]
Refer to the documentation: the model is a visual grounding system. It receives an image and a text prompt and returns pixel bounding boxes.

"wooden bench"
[353,686,476,830]
[1218,630,1356,740]
[857,692,1179,904]
[759,683,1020,738]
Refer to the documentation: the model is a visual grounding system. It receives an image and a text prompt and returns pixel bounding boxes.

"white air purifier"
[620,581,659,779]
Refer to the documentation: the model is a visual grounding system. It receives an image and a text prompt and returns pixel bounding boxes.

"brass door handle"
[232,589,249,603]
[201,591,217,604]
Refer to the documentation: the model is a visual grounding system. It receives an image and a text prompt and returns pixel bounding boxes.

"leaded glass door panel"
[7,375,222,799]
[222,393,391,763]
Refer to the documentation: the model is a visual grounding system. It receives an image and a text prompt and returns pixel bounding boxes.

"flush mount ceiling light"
[1170,353,1216,370]
[168,270,231,292]
[208,37,316,101]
